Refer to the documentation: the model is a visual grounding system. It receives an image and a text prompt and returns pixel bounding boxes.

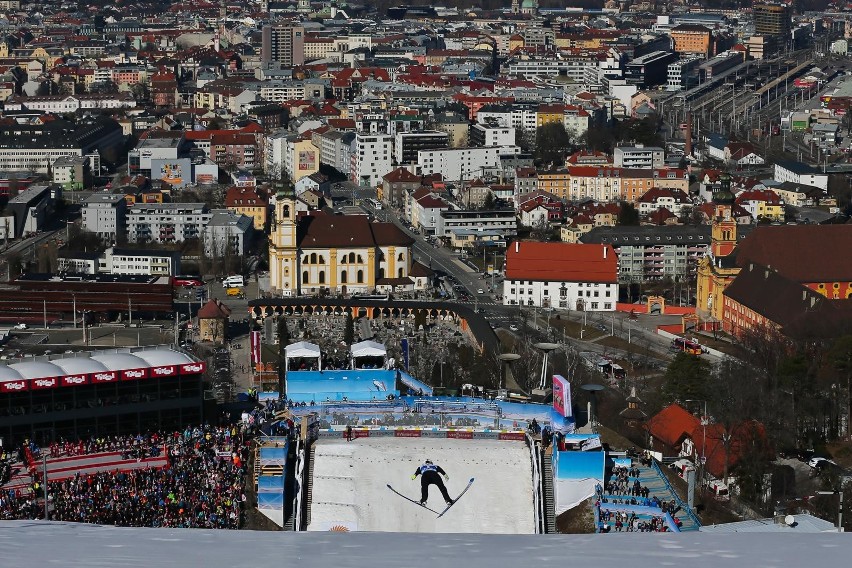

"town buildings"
[502,241,618,310]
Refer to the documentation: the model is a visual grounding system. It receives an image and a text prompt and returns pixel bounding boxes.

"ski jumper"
[413,463,452,503]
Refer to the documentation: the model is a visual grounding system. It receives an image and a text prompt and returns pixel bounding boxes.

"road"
[359,200,498,306]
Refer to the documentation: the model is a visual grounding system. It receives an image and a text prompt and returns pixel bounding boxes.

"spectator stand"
[595,502,680,533]
[2,446,169,494]
[597,453,701,532]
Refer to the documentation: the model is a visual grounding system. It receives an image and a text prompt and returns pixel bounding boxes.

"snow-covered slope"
[308,437,534,533]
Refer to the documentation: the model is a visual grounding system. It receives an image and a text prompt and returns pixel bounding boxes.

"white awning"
[285,341,321,359]
[350,340,387,358]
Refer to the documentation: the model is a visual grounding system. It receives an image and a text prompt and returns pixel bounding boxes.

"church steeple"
[270,177,298,294]
[711,173,737,258]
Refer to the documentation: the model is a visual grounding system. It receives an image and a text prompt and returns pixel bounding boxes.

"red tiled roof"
[645,404,700,448]
[225,186,268,208]
[197,299,231,319]
[735,189,781,205]
[735,225,852,283]
[383,167,420,183]
[504,242,617,283]
[637,186,690,203]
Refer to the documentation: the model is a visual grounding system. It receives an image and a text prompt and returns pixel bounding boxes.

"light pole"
[686,399,707,484]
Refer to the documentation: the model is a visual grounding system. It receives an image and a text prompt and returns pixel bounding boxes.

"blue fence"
[285,370,400,403]
[649,459,702,529]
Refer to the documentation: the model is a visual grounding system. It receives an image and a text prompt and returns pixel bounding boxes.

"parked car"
[808,456,836,469]
[509,324,519,332]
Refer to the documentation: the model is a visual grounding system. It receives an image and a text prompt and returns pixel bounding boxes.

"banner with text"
[552,374,572,418]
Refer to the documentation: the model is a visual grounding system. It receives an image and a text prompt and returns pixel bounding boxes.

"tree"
[129,82,150,102]
[534,122,573,167]
[515,127,534,154]
[343,311,355,346]
[617,202,640,226]
[826,335,852,439]
[89,80,119,94]
[482,191,496,210]
[661,352,711,403]
[36,80,57,96]
[678,205,704,226]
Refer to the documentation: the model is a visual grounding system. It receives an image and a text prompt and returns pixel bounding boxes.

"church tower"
[710,173,737,258]
[696,172,741,322]
[270,180,298,295]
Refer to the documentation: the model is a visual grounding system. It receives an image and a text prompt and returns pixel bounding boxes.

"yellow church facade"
[269,189,424,296]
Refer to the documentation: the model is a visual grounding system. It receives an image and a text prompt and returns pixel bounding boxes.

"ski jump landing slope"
[308,437,535,533]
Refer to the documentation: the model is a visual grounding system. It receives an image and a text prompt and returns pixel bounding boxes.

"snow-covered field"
[307,437,535,533]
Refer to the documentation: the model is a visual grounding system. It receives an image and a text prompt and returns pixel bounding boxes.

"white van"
[222,275,245,288]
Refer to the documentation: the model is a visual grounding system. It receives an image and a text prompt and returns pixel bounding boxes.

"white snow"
[0,520,850,568]
[307,437,535,534]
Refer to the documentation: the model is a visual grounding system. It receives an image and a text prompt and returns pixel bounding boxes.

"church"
[268,185,431,296]
[697,173,852,335]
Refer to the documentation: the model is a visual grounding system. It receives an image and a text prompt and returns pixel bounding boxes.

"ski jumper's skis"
[436,478,475,518]
[386,484,441,514]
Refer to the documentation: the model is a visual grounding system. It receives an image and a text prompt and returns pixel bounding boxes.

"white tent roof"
[285,341,321,359]
[351,340,387,358]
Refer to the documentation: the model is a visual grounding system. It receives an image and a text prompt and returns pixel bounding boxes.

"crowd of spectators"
[0,425,249,529]
[598,509,679,533]
[47,435,164,461]
[606,465,653,497]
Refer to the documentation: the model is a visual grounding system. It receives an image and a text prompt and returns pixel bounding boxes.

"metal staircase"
[541,447,556,533]
[304,444,316,529]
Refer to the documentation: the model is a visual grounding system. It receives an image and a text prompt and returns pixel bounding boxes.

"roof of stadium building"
[0,346,200,384]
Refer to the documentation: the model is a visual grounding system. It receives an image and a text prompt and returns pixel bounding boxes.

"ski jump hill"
[308,435,535,534]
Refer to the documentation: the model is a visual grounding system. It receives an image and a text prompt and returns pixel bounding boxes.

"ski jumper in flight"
[412,459,453,506]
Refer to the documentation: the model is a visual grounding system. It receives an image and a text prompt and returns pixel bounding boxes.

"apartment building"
[394,131,449,165]
[416,146,521,181]
[102,247,181,276]
[437,209,517,239]
[469,124,516,148]
[352,133,393,187]
[126,203,210,244]
[82,193,126,243]
[581,225,711,282]
[614,145,665,169]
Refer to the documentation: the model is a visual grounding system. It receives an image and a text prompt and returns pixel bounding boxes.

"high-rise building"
[753,3,792,40]
[261,23,305,66]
